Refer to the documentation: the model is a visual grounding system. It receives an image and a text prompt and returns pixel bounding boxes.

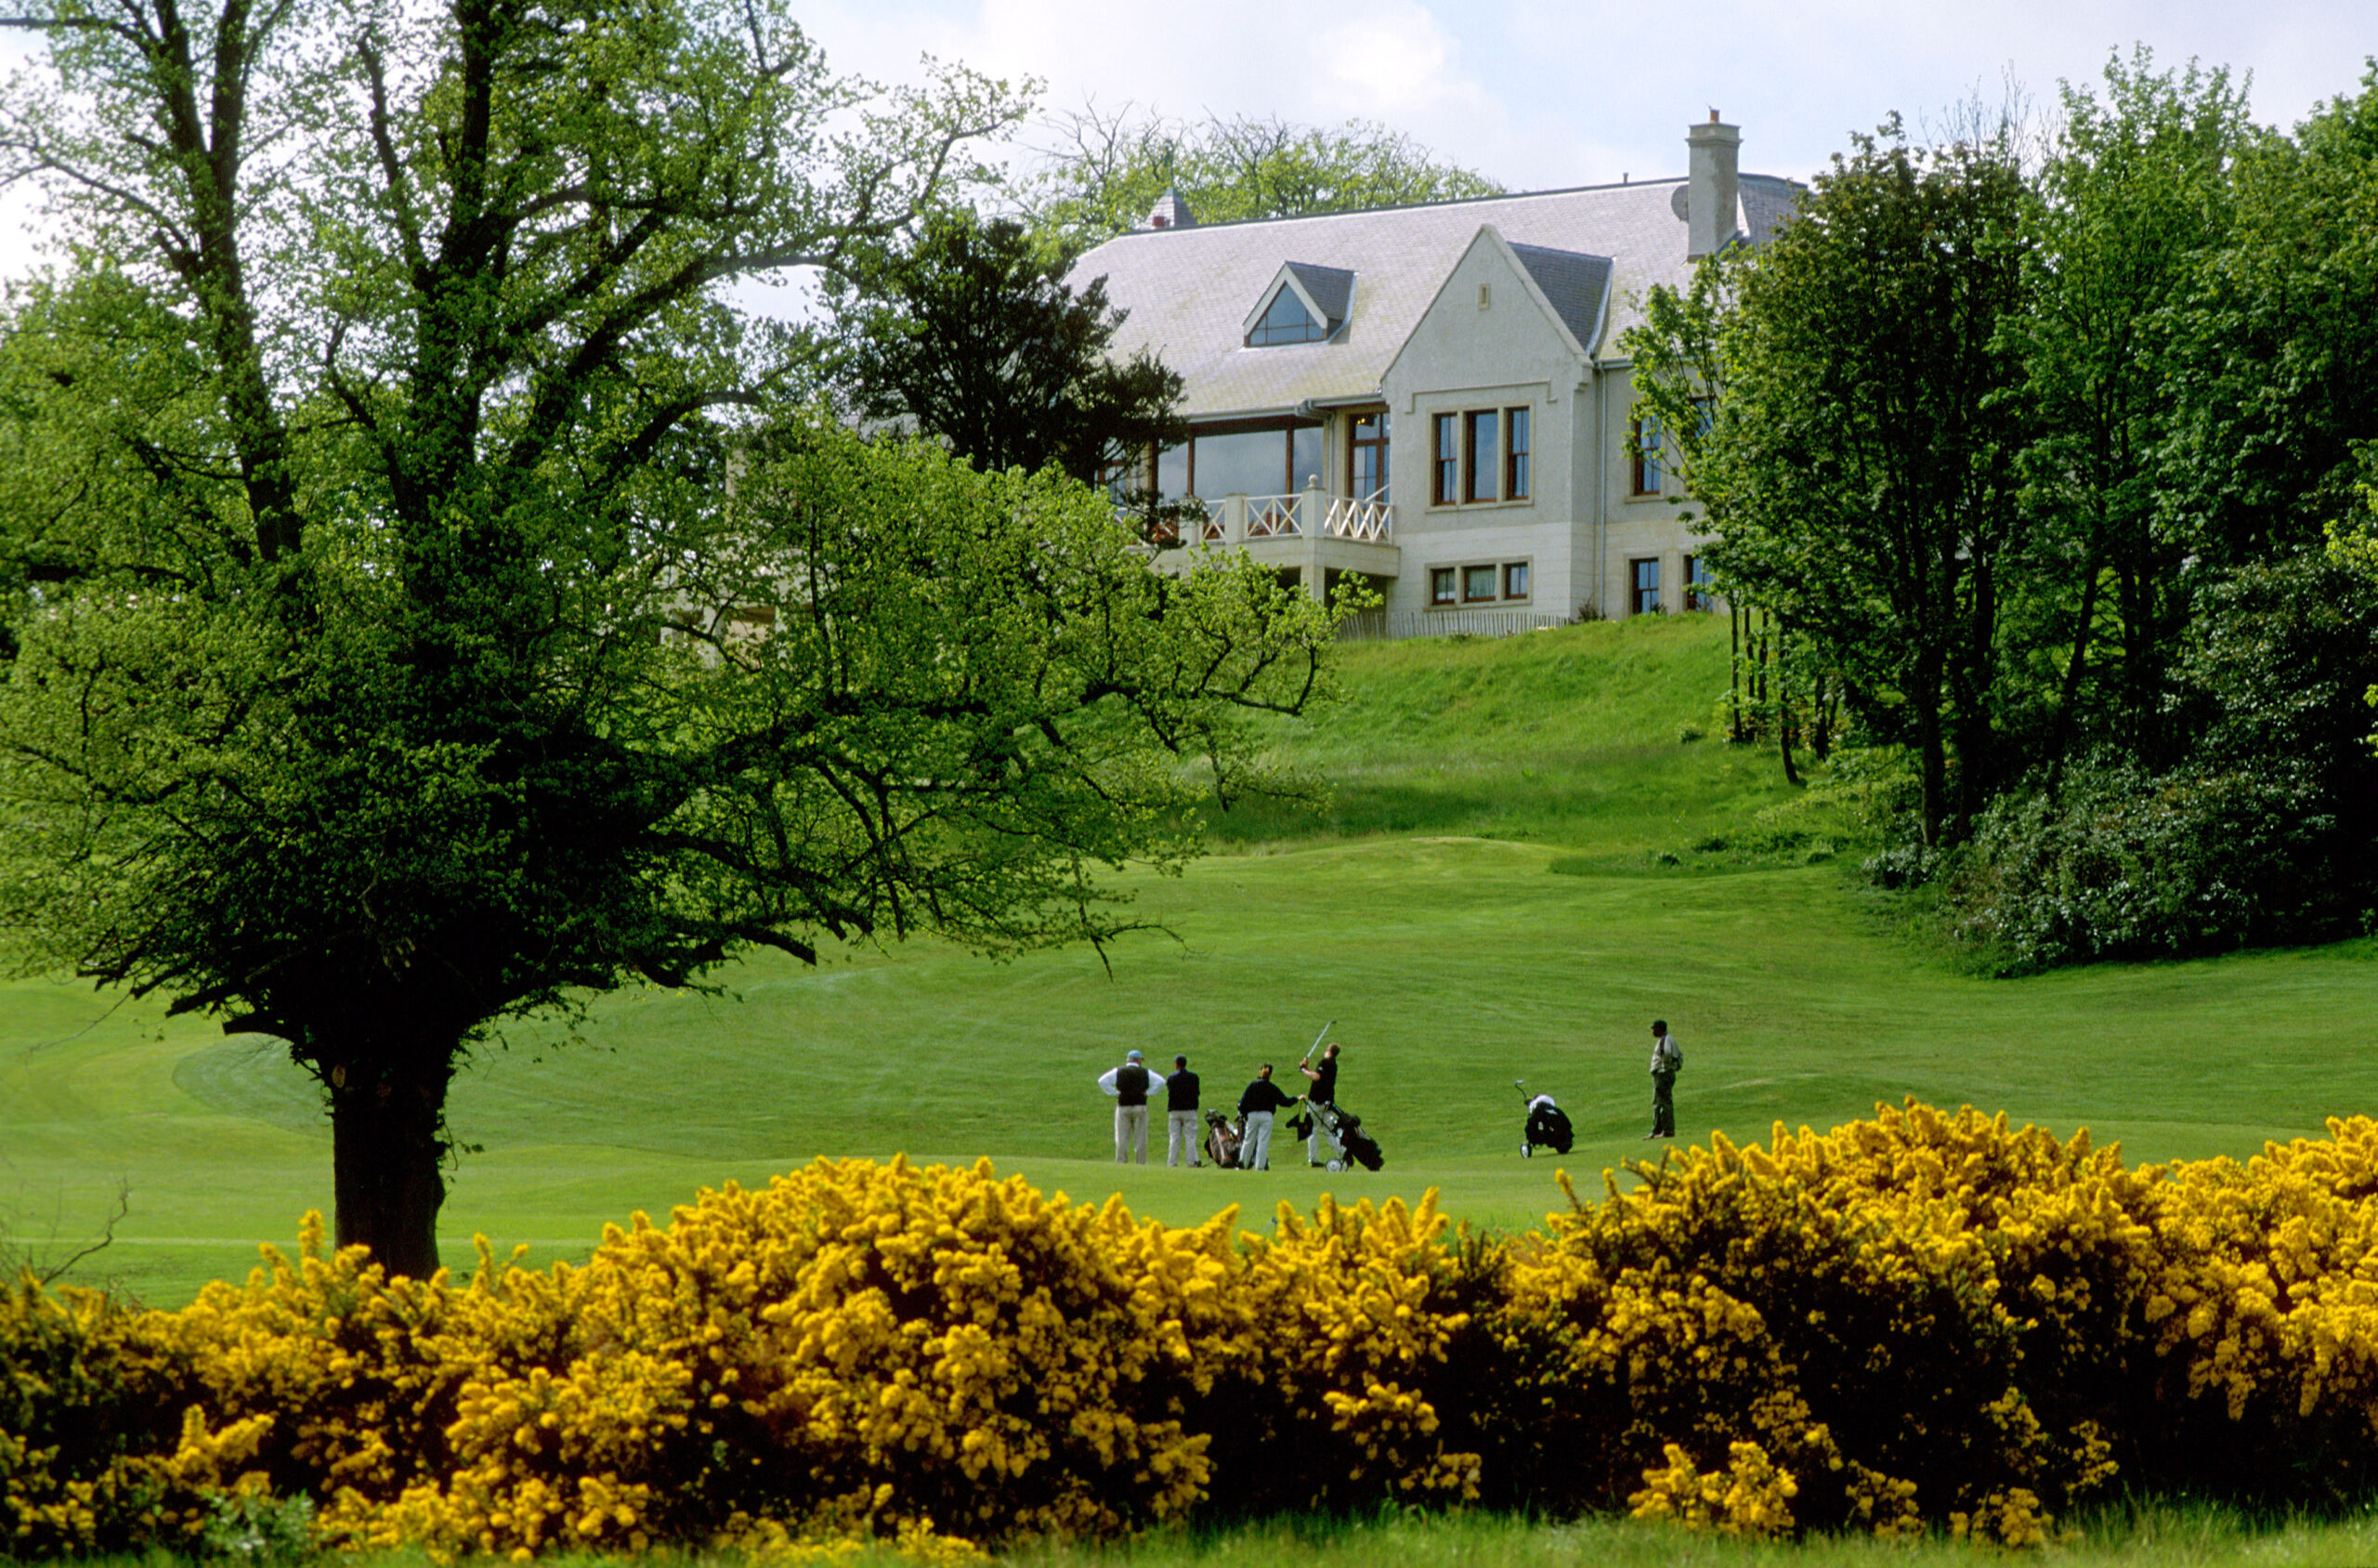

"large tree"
[2006,50,2251,773]
[2161,61,2378,566]
[1627,117,2033,845]
[825,207,1185,485]
[0,0,1338,1274]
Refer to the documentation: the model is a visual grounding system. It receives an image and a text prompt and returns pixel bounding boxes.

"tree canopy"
[824,208,1185,485]
[0,0,1339,1273]
[1627,51,2378,964]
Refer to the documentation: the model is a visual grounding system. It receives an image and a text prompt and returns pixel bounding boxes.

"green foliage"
[825,208,1186,484]
[1626,115,2032,846]
[1021,108,1502,253]
[1943,751,2327,967]
[197,1493,316,1565]
[0,0,1343,1274]
[1943,531,2378,967]
[2162,60,2378,564]
[1632,54,2378,967]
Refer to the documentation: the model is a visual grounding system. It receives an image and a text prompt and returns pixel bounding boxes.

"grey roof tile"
[1506,242,1613,357]
[1283,261,1355,324]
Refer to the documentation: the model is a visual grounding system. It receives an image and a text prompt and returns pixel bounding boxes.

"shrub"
[1941,751,2327,966]
[28,1113,2378,1555]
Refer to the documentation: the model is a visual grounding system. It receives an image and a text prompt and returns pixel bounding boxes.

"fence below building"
[1337,608,1574,642]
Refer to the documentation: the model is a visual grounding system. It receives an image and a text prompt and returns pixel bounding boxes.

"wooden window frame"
[1431,413,1458,506]
[1503,561,1531,601]
[1348,409,1390,501]
[1461,563,1499,603]
[1504,407,1531,501]
[1463,410,1499,503]
[1629,556,1663,616]
[1630,413,1665,496]
[1429,567,1458,606]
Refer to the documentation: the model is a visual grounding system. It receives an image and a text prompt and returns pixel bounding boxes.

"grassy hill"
[7,615,2378,1307]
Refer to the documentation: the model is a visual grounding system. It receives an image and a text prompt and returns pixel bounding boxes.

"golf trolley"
[1515,1078,1574,1157]
[1309,1099,1385,1172]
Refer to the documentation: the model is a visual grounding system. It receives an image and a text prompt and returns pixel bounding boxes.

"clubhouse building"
[1072,114,1800,634]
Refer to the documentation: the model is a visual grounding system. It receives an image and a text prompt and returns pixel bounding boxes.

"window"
[1464,410,1498,503]
[1631,413,1665,495]
[1684,554,1713,611]
[1429,560,1534,608]
[1429,404,1533,506]
[1248,286,1326,346]
[1168,419,1325,499]
[1631,557,1662,616]
[1350,410,1390,500]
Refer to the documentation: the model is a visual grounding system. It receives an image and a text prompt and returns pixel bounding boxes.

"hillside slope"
[1207,614,1805,856]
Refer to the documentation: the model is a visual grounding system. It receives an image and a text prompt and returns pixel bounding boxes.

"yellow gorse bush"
[20,1105,2378,1557]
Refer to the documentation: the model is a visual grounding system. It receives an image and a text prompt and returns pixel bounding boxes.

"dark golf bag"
[1203,1108,1244,1169]
[1313,1100,1384,1171]
[1522,1094,1574,1157]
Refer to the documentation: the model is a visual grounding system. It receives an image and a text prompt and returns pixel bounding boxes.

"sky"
[790,0,2370,192]
[0,0,2368,281]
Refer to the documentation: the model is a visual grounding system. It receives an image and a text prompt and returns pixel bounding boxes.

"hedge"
[12,1103,2378,1558]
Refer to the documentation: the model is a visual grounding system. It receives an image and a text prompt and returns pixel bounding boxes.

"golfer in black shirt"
[1164,1054,1203,1167]
[1300,1041,1342,1166]
[1237,1065,1296,1170]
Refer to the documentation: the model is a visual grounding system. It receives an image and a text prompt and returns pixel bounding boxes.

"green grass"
[22,1499,2378,1567]
[6,616,2377,1311]
[999,1505,2378,1568]
[1204,615,1797,852]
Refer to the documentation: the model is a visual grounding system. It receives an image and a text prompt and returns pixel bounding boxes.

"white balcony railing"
[1189,483,1395,546]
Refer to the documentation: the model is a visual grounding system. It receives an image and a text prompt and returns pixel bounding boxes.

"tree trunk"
[2045,547,2104,793]
[329,1061,452,1278]
[1729,604,1745,740]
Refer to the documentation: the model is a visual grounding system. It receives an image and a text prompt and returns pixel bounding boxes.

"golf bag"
[1311,1099,1384,1172]
[1522,1094,1574,1157]
[1203,1108,1245,1169]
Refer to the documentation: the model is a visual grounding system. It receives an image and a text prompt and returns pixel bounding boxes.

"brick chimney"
[1686,111,1741,260]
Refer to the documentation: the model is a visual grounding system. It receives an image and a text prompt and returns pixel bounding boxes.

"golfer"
[1098,1048,1157,1163]
[1236,1064,1297,1171]
[1300,1039,1343,1167]
[1164,1053,1203,1167]
[1645,1020,1681,1139]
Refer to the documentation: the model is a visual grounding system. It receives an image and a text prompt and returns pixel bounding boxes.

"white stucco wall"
[1591,359,1717,618]
[1381,231,1592,620]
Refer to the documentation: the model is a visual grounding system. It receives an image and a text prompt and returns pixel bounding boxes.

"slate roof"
[1506,242,1614,357]
[1071,175,1801,421]
[1283,261,1355,325]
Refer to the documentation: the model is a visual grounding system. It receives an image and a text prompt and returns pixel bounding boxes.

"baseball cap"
[1126,1049,1143,1062]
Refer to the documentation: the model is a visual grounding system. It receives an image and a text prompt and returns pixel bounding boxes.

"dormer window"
[1248,289,1326,346]
[1242,262,1354,349]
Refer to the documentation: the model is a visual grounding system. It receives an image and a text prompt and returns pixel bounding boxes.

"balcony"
[1141,480,1401,600]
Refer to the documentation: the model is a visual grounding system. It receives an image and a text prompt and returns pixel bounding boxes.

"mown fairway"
[6,615,2375,1305]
